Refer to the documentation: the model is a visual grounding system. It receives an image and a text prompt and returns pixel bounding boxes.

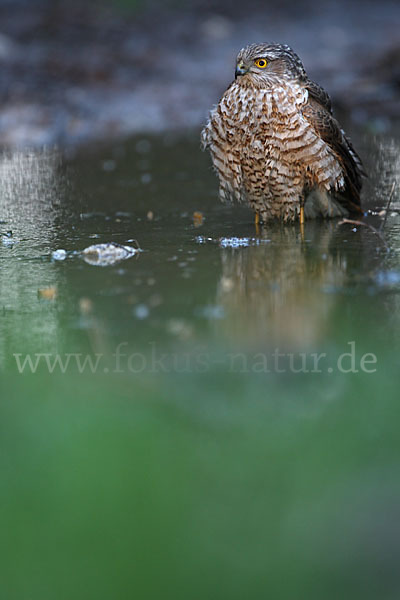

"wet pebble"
[81,242,140,267]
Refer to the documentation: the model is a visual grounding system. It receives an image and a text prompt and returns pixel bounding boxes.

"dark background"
[0,0,399,146]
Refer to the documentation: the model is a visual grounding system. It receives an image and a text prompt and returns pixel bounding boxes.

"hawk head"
[235,43,307,84]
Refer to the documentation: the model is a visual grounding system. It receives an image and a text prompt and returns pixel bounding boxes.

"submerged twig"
[337,218,390,251]
[380,181,397,232]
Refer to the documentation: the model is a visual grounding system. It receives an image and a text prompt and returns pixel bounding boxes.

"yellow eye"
[254,58,267,68]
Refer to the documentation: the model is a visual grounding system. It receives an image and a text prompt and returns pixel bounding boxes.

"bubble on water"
[135,139,151,154]
[195,236,212,244]
[80,212,106,220]
[149,294,162,307]
[141,173,152,184]
[375,271,400,286]
[220,277,234,292]
[134,304,149,319]
[102,159,116,171]
[167,318,193,340]
[219,237,271,248]
[219,237,251,248]
[2,236,15,247]
[137,159,150,171]
[52,249,67,261]
[321,285,340,294]
[196,305,225,319]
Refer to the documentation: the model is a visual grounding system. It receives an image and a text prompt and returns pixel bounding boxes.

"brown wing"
[302,86,365,211]
[305,78,333,114]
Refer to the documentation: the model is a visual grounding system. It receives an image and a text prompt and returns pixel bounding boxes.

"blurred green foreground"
[1,364,400,600]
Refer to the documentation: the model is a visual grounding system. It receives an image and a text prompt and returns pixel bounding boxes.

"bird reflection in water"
[214,221,362,352]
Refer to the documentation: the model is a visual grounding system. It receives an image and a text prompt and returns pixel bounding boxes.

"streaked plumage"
[201,43,365,222]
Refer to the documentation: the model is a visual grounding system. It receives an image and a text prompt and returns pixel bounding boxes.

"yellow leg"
[299,202,305,242]
[299,202,305,241]
[255,211,260,235]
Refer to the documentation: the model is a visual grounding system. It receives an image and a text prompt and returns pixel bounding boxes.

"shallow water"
[1,130,400,599]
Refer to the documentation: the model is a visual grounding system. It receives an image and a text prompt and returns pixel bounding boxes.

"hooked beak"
[235,62,248,78]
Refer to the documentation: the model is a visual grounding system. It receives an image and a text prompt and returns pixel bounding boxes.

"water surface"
[1,130,400,599]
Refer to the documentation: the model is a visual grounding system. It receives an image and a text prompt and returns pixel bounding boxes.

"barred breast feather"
[202,50,364,223]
